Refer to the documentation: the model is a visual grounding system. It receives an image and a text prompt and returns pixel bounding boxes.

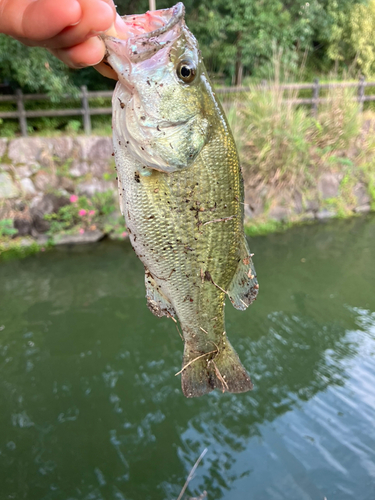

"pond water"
[0,217,375,500]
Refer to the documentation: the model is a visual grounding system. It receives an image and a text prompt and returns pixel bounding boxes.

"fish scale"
[106,2,259,397]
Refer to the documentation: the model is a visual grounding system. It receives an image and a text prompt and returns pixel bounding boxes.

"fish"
[103,2,259,398]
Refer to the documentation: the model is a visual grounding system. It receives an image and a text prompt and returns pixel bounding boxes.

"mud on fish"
[103,2,259,398]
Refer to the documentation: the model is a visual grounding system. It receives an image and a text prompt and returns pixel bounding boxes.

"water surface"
[0,217,375,500]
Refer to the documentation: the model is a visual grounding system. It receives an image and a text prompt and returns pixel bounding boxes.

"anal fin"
[145,270,176,319]
[228,237,259,311]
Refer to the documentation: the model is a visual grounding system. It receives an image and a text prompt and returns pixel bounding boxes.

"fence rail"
[1,79,375,136]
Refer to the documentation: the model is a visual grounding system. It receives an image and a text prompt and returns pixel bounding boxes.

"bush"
[312,85,360,150]
[44,191,117,235]
[229,86,312,185]
[0,219,17,238]
[227,71,363,188]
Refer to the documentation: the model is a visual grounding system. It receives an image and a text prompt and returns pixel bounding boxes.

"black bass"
[103,3,259,397]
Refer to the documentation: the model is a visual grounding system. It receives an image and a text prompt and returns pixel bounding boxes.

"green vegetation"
[0,96,113,138]
[228,82,361,187]
[0,189,128,261]
[0,0,373,98]
[0,219,17,238]
[244,219,294,237]
[328,0,375,77]
[0,239,45,262]
[0,36,76,96]
[2,0,375,138]
[230,59,365,164]
[44,190,126,237]
[3,0,375,138]
[220,58,374,230]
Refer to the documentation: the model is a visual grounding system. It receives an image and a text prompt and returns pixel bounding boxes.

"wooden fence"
[1,78,375,137]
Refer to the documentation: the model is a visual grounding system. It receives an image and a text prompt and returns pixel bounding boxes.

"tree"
[326,0,371,73]
[0,35,76,96]
[0,0,368,95]
[349,0,375,76]
[185,0,294,85]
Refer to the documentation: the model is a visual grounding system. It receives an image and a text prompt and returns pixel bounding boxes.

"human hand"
[0,0,123,78]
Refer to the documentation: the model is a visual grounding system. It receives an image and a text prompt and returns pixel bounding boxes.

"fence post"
[16,89,27,137]
[312,78,319,117]
[81,85,91,135]
[358,76,365,112]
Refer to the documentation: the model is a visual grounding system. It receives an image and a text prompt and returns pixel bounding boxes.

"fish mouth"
[103,3,185,64]
[121,3,184,41]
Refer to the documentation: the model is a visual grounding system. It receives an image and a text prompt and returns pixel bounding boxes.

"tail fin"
[180,338,253,398]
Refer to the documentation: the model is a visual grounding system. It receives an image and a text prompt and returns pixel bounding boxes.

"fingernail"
[105,23,118,37]
[68,0,82,26]
[89,59,105,67]
[82,54,106,68]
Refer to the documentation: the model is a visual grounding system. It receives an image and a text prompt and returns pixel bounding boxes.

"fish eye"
[176,60,196,83]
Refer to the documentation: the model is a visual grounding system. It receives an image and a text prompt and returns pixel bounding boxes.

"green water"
[0,217,375,500]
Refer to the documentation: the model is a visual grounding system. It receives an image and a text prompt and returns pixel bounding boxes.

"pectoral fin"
[145,270,176,318]
[228,238,259,311]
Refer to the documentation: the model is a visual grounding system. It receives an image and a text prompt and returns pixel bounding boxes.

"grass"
[223,51,367,192]
[227,82,363,190]
[224,57,375,231]
[244,219,294,237]
[0,238,45,261]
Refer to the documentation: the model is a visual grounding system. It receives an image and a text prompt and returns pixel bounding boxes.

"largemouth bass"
[103,3,259,397]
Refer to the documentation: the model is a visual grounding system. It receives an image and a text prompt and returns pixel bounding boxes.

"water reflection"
[0,217,374,499]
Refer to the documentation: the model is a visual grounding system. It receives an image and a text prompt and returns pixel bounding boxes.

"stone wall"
[0,136,373,244]
[0,136,115,196]
[242,171,371,225]
[0,136,117,242]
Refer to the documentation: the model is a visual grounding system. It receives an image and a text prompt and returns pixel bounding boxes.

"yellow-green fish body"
[105,3,258,397]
